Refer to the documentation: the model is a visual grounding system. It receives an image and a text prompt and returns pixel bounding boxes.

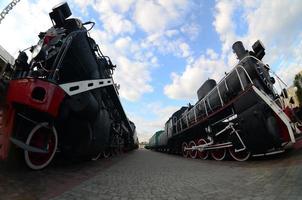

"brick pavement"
[1,148,302,200]
[52,149,302,200]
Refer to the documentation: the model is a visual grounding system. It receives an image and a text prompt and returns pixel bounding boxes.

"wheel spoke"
[211,147,226,161]
[229,147,251,161]
[24,122,58,170]
[197,139,209,160]
[182,142,189,158]
[189,141,198,159]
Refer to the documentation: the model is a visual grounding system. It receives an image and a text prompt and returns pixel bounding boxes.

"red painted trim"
[0,78,66,160]
[0,106,15,160]
[6,79,66,117]
[275,111,290,142]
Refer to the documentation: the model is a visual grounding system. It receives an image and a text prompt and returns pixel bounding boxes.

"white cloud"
[74,0,135,13]
[91,1,135,36]
[151,57,158,64]
[206,49,218,60]
[165,29,179,38]
[114,57,153,101]
[180,23,200,40]
[275,36,302,86]
[73,0,90,10]
[212,0,237,56]
[245,1,302,87]
[141,32,193,61]
[106,0,135,13]
[129,102,179,142]
[90,29,113,44]
[164,0,302,102]
[78,0,199,101]
[276,62,302,88]
[114,36,133,55]
[91,31,154,101]
[134,0,188,33]
[134,1,167,33]
[179,42,191,58]
[102,12,134,35]
[164,52,227,100]
[72,0,199,102]
[242,0,302,64]
[0,0,156,102]
[0,0,62,56]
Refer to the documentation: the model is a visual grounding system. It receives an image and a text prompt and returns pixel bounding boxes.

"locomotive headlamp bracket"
[252,40,265,60]
[49,2,72,27]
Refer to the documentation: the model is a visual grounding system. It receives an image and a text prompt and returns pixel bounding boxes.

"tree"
[294,73,302,107]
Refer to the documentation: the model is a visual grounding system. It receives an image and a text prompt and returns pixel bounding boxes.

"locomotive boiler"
[148,40,302,161]
[0,2,138,170]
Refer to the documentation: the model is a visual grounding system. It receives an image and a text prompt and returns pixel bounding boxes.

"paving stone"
[1,149,302,199]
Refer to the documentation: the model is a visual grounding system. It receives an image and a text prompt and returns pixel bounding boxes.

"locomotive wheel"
[228,147,251,161]
[103,149,111,158]
[24,122,58,170]
[197,139,209,160]
[182,142,189,158]
[211,148,226,161]
[91,152,102,161]
[189,141,198,159]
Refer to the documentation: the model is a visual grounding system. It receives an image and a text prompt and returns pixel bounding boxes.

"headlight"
[31,39,44,60]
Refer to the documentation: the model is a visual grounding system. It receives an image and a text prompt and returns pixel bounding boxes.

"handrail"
[235,68,244,90]
[194,56,258,109]
[217,86,224,106]
[204,100,208,116]
[173,55,262,134]
[237,65,253,84]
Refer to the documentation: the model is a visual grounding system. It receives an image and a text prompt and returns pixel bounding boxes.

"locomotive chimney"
[232,41,248,61]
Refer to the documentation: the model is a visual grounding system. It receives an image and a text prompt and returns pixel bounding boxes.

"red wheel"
[229,147,250,161]
[197,139,209,160]
[182,142,189,158]
[24,122,58,170]
[211,147,226,161]
[189,140,198,159]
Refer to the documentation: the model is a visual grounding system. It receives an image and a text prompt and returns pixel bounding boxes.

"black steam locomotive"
[148,40,302,161]
[0,2,138,170]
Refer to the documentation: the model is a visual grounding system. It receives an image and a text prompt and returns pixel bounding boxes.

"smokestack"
[232,41,248,61]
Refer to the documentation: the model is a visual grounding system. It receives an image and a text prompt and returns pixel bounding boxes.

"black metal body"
[3,2,138,162]
[149,40,299,159]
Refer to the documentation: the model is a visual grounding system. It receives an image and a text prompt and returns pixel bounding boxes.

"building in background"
[0,45,14,76]
[285,86,299,107]
[284,71,302,108]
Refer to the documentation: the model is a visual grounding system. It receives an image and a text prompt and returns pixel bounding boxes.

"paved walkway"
[1,148,302,200]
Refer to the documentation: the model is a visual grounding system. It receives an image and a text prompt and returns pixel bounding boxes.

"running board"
[59,78,114,96]
[10,137,49,153]
[252,149,285,157]
[185,142,233,151]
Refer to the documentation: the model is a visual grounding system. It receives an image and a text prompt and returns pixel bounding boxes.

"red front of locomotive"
[0,78,65,168]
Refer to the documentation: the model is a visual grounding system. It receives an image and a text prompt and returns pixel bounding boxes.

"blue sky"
[1,0,302,141]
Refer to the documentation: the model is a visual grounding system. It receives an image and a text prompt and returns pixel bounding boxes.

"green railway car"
[148,130,164,150]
